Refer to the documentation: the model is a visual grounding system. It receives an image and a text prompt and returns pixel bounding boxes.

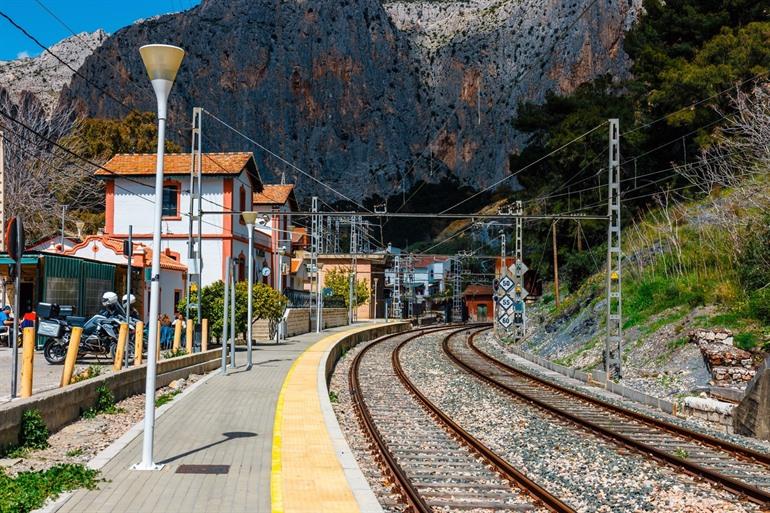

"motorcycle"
[40,292,138,365]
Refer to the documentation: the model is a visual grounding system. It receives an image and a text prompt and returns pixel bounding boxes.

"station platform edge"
[271,321,410,513]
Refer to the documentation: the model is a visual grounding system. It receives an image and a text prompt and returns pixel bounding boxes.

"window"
[162,183,179,218]
[174,290,182,311]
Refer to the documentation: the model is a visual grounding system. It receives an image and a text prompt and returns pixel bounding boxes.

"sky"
[0,0,200,61]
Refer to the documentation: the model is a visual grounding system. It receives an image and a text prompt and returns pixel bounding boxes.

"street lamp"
[242,211,259,370]
[278,245,286,342]
[135,43,184,472]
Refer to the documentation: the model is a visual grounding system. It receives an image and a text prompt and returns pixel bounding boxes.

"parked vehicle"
[39,292,138,365]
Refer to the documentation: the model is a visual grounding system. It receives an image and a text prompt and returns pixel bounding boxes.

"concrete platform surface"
[51,323,388,513]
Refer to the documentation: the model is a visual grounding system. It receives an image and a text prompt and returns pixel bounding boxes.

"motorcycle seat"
[66,316,87,327]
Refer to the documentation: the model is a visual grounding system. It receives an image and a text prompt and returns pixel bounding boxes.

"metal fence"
[284,288,345,309]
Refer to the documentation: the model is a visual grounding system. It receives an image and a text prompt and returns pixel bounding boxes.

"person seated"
[0,305,13,333]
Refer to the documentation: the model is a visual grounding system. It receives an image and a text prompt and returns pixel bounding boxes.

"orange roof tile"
[463,284,493,297]
[98,152,257,177]
[252,184,298,208]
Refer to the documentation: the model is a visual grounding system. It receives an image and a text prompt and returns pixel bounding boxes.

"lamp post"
[277,245,285,342]
[135,43,184,471]
[242,211,258,370]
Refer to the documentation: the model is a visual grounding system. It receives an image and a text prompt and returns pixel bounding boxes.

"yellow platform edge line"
[270,324,386,513]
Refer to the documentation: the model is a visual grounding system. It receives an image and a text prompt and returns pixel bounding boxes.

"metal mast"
[606,118,623,380]
[0,130,5,252]
[349,216,358,323]
[393,255,402,319]
[311,197,320,331]
[452,255,463,323]
[406,253,415,318]
[186,107,203,331]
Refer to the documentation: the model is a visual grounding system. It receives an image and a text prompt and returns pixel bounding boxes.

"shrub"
[734,332,759,351]
[82,386,119,419]
[19,410,49,451]
[738,217,770,292]
[748,288,770,323]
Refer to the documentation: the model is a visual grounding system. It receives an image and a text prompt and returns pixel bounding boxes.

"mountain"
[0,29,107,117]
[53,0,639,202]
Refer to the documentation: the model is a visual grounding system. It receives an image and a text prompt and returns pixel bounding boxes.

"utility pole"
[606,118,623,380]
[311,197,322,332]
[512,200,527,341]
[349,216,358,324]
[187,107,203,336]
[552,220,560,307]
[576,221,583,252]
[60,206,67,247]
[0,130,4,252]
[393,255,402,319]
[406,253,414,318]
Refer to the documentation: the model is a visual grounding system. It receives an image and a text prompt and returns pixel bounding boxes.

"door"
[477,304,488,321]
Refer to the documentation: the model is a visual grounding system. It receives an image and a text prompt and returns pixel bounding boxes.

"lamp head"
[241,211,259,226]
[139,44,185,82]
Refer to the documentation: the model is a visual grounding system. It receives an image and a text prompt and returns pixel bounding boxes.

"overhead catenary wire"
[440,121,608,214]
[0,10,135,115]
[202,109,372,213]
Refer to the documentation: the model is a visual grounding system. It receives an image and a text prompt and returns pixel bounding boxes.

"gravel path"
[396,330,757,513]
[476,333,770,455]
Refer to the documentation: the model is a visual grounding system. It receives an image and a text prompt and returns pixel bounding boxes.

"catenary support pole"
[552,221,560,307]
[606,118,623,380]
[229,258,236,367]
[221,256,230,374]
[246,222,254,370]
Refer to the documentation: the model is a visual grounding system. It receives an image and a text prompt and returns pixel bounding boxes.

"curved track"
[349,326,574,513]
[443,329,770,506]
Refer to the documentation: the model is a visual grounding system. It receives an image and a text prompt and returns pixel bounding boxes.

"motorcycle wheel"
[43,339,68,365]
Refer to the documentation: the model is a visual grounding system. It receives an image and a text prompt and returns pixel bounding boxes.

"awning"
[0,255,40,265]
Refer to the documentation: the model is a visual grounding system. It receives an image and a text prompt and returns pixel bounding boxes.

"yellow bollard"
[134,321,144,366]
[20,327,35,398]
[156,321,161,361]
[172,320,182,352]
[60,327,83,387]
[185,319,194,354]
[201,319,208,352]
[113,323,129,371]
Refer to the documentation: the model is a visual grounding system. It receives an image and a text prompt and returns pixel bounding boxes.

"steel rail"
[392,327,576,513]
[442,330,770,506]
[349,326,456,513]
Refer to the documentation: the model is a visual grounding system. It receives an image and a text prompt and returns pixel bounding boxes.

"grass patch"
[64,448,83,458]
[666,337,689,351]
[162,348,188,359]
[328,391,339,403]
[155,390,181,408]
[734,332,759,350]
[69,365,102,385]
[82,386,121,419]
[673,448,689,459]
[0,464,99,513]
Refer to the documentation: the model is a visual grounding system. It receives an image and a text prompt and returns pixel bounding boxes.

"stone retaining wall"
[0,349,224,449]
[252,308,350,340]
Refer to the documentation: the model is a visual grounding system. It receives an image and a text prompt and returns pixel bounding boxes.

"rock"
[54,0,641,201]
[734,357,770,440]
[0,458,21,468]
[168,378,186,390]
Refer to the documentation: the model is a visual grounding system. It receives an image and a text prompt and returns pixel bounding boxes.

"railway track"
[443,329,770,506]
[349,326,574,513]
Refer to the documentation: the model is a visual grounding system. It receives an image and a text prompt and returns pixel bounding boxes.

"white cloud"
[16,51,30,60]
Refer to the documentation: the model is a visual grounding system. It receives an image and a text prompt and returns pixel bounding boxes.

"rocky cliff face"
[0,30,107,117]
[54,0,639,202]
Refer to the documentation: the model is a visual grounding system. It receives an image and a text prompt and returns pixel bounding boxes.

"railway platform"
[45,321,408,513]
